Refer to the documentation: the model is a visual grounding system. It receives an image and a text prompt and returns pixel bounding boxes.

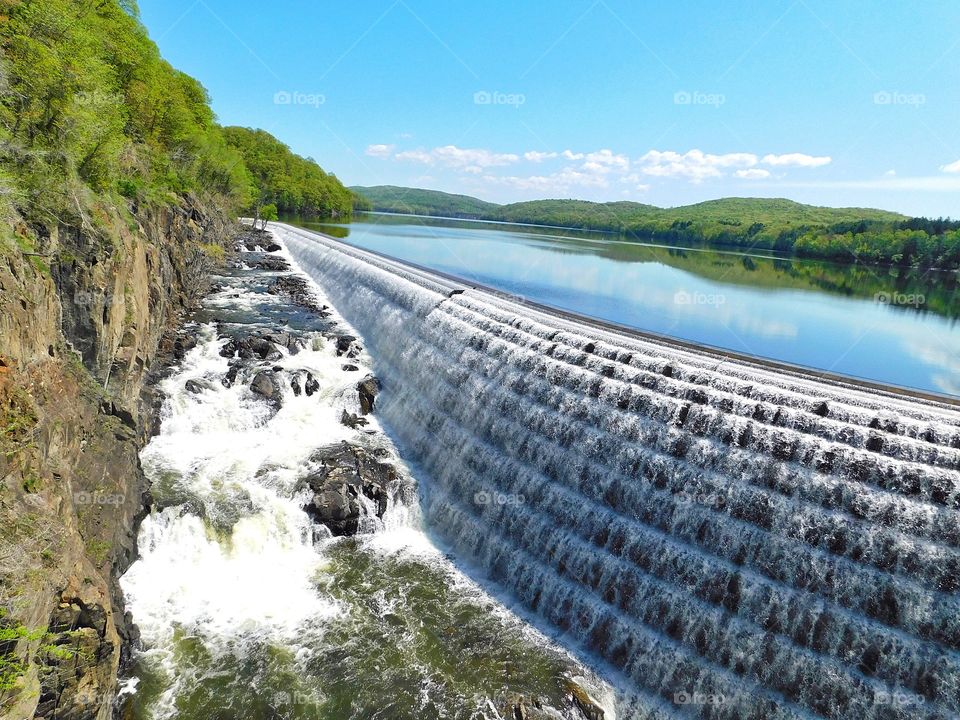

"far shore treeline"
[0,0,352,238]
[352,186,960,270]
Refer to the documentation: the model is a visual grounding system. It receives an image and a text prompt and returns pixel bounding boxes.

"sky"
[139,0,960,217]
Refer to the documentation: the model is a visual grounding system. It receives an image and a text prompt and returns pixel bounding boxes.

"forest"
[353,186,960,269]
[0,0,349,235]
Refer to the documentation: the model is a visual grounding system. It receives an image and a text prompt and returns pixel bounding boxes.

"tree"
[258,203,277,230]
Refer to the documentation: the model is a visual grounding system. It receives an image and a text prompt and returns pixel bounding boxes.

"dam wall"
[277,222,960,720]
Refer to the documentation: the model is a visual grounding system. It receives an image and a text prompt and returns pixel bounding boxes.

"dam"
[275,222,960,720]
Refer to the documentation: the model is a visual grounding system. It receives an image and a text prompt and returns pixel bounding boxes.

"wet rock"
[305,372,320,397]
[220,335,282,361]
[342,364,359,372]
[243,255,290,271]
[291,375,302,396]
[357,375,380,414]
[185,378,216,394]
[251,371,281,405]
[564,681,604,720]
[299,443,396,536]
[222,361,241,388]
[333,335,352,355]
[340,410,369,429]
[172,334,197,361]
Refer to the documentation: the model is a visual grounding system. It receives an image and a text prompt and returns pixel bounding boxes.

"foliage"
[0,619,44,693]
[351,186,959,268]
[0,0,255,225]
[223,127,352,218]
[0,386,38,459]
[199,242,225,263]
[350,185,498,217]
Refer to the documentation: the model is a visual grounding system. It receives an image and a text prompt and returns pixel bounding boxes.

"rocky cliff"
[0,197,232,720]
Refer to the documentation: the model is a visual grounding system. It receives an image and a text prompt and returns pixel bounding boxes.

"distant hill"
[348,185,499,218]
[348,186,960,268]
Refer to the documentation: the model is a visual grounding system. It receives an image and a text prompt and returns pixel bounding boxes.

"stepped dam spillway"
[274,222,960,720]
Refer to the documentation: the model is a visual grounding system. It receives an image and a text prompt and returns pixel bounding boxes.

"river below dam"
[118,236,613,719]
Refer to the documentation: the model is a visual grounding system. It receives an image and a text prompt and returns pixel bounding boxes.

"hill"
[348,185,499,217]
[351,187,960,268]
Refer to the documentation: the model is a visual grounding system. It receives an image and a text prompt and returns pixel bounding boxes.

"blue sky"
[140,0,960,216]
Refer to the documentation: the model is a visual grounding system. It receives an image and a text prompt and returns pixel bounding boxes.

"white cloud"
[365,143,395,158]
[883,169,897,177]
[581,149,631,174]
[941,159,960,174]
[394,149,433,164]
[637,149,758,183]
[735,168,771,180]
[395,145,519,169]
[524,151,558,162]
[562,150,584,160]
[761,153,831,168]
[483,166,612,193]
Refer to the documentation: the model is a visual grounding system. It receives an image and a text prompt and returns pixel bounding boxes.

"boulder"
[299,443,396,535]
[185,378,216,394]
[340,410,368,429]
[304,372,319,397]
[220,335,282,361]
[251,371,281,405]
[357,375,380,414]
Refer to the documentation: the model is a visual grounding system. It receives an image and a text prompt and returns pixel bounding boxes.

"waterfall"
[278,222,960,720]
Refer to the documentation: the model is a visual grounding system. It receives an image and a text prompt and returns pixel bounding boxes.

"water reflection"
[282,212,960,396]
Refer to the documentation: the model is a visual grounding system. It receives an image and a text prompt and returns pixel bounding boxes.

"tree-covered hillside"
[0,0,348,235]
[348,185,499,218]
[224,127,353,219]
[352,186,960,269]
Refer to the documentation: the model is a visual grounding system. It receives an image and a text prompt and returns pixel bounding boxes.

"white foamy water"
[121,249,610,720]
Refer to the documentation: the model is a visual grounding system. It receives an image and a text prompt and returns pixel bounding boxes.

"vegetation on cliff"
[352,186,960,269]
[0,0,349,236]
[223,126,353,220]
[0,1,350,714]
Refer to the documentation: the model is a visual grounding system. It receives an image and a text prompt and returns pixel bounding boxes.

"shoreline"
[344,209,960,274]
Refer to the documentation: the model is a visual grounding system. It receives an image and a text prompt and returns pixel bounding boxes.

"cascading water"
[277,222,960,720]
[119,239,613,719]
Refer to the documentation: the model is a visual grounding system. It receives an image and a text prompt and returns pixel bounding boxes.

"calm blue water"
[284,213,960,397]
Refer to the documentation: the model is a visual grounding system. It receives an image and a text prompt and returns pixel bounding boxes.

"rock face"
[299,443,396,536]
[0,195,231,720]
